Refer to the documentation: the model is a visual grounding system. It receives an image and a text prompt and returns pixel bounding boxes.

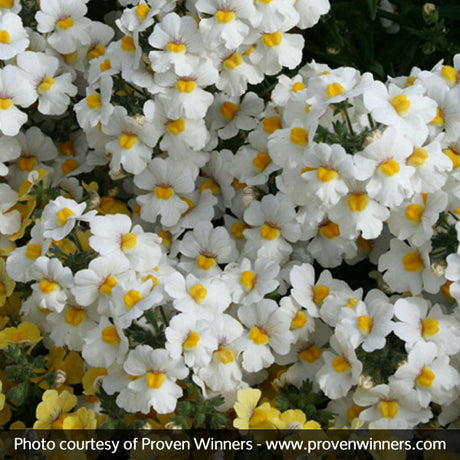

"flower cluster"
[0,0,459,432]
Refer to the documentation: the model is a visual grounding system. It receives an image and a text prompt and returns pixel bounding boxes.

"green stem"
[343,107,355,136]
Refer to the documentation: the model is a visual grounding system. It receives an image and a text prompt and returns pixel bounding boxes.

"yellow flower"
[273,409,321,430]
[62,407,97,429]
[0,258,15,307]
[0,321,41,349]
[33,389,77,429]
[82,367,107,403]
[0,380,5,411]
[233,388,279,429]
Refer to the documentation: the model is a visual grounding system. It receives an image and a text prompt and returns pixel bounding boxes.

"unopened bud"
[27,170,40,185]
[132,114,145,126]
[362,129,383,148]
[357,374,374,390]
[326,45,340,55]
[109,167,130,181]
[431,260,447,277]
[164,421,183,430]
[55,370,67,388]
[242,186,257,207]
[423,3,438,23]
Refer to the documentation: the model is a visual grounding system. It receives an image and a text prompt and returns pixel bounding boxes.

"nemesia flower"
[33,389,77,429]
[0,12,28,60]
[123,345,188,414]
[233,387,279,429]
[0,183,20,236]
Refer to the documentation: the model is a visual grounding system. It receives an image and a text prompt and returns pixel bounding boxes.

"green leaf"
[367,0,378,20]
[6,382,28,406]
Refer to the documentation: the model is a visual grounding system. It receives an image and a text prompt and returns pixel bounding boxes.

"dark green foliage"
[172,378,229,429]
[125,308,167,349]
[275,380,335,426]
[431,212,459,261]
[355,333,407,384]
[303,0,460,79]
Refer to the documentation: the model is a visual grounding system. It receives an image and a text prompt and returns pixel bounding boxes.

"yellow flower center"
[291,311,307,329]
[38,76,55,93]
[196,254,216,270]
[119,133,138,149]
[404,76,416,87]
[56,208,75,226]
[39,279,59,294]
[347,404,365,421]
[263,116,282,133]
[188,284,207,304]
[0,98,12,110]
[124,290,143,309]
[416,367,435,387]
[231,221,250,239]
[167,42,186,53]
[145,371,166,389]
[166,118,185,135]
[99,275,117,295]
[57,17,74,30]
[240,271,256,291]
[402,252,424,272]
[317,167,338,182]
[357,315,373,334]
[346,297,359,308]
[391,94,410,115]
[121,36,135,52]
[313,284,329,306]
[223,53,243,70]
[347,193,369,212]
[101,325,120,344]
[100,59,111,72]
[378,400,399,418]
[421,317,439,338]
[262,31,282,48]
[292,82,306,92]
[176,79,196,93]
[120,232,137,251]
[88,43,105,60]
[260,223,280,240]
[216,10,235,23]
[60,141,74,156]
[252,152,271,173]
[407,147,428,167]
[299,345,321,363]
[154,186,174,200]
[0,0,14,8]
[86,93,101,110]
[332,356,351,373]
[249,326,269,345]
[405,204,424,224]
[135,3,149,20]
[64,307,86,326]
[290,127,308,146]
[17,156,37,171]
[183,331,200,349]
[214,347,235,364]
[61,159,79,174]
[444,147,460,169]
[326,82,345,99]
[430,107,445,126]
[441,65,458,84]
[220,101,239,121]
[200,178,220,195]
[249,407,268,427]
[26,243,42,259]
[319,222,340,239]
[0,30,10,44]
[378,159,400,176]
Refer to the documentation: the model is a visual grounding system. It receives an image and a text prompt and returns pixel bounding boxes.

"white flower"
[236,299,294,372]
[0,12,28,60]
[353,383,432,429]
[0,65,36,136]
[390,341,460,407]
[165,313,218,368]
[123,346,188,414]
[134,157,196,227]
[41,196,94,241]
[393,296,460,355]
[36,0,91,54]
[378,239,444,295]
[82,316,129,368]
[0,183,20,236]
[316,329,363,399]
[17,51,77,116]
[30,256,73,313]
